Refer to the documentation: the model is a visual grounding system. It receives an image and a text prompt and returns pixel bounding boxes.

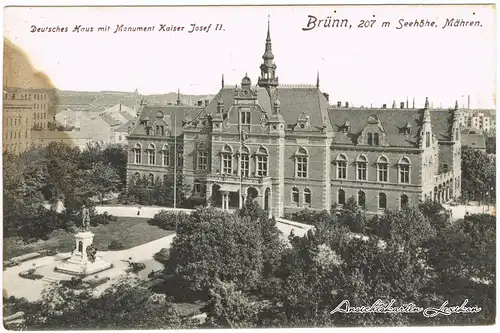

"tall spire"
[221,73,224,88]
[316,71,320,88]
[176,89,181,106]
[258,16,278,90]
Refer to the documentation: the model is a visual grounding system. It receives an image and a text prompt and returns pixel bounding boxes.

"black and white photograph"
[1,2,497,330]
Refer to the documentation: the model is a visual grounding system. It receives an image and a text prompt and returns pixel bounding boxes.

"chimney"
[382,104,387,109]
[323,93,329,102]
[400,102,405,109]
[345,102,349,108]
[337,101,342,107]
[205,99,209,107]
[467,95,470,109]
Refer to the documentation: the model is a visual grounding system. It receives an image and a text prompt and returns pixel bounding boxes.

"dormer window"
[404,122,412,135]
[240,108,251,125]
[373,133,380,145]
[367,133,373,145]
[342,121,351,133]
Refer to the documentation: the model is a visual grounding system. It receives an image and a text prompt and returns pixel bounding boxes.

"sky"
[3,4,497,108]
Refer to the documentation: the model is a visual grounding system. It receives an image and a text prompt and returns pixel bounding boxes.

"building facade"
[3,89,34,154]
[458,109,496,133]
[126,22,462,216]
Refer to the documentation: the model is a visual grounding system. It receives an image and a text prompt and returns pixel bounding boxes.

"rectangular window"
[134,150,141,164]
[222,154,232,174]
[256,156,268,177]
[148,151,155,165]
[162,151,170,166]
[400,166,410,184]
[240,154,249,177]
[241,111,251,125]
[198,151,207,170]
[378,164,388,182]
[443,163,448,173]
[426,132,430,148]
[337,161,347,179]
[296,157,308,178]
[357,163,367,180]
[194,182,201,193]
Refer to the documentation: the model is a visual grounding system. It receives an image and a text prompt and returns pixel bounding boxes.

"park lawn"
[3,217,174,260]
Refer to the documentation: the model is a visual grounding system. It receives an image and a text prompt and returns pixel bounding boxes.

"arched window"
[356,155,368,181]
[148,173,154,186]
[295,147,308,178]
[338,189,346,205]
[400,194,409,209]
[373,133,379,146]
[398,157,411,184]
[358,190,366,207]
[161,144,171,166]
[134,172,141,185]
[367,132,373,146]
[255,146,268,177]
[426,132,431,148]
[377,156,389,182]
[240,145,250,177]
[133,143,142,164]
[379,192,387,210]
[221,145,233,174]
[304,188,311,207]
[194,179,201,194]
[335,154,348,179]
[292,187,299,206]
[147,143,156,165]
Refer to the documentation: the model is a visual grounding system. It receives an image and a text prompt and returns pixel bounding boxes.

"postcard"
[1,3,496,331]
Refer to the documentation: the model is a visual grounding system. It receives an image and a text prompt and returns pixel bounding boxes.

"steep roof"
[328,108,456,147]
[99,113,121,127]
[115,121,132,133]
[102,103,136,116]
[204,85,332,132]
[461,133,486,149]
[119,112,136,122]
[129,104,204,136]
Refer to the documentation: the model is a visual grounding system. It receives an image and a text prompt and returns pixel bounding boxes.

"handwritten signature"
[330,299,481,317]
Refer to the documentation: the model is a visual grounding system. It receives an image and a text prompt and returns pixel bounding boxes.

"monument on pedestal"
[55,205,112,277]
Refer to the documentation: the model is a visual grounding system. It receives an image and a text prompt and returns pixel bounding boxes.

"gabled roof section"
[129,105,204,136]
[328,108,423,147]
[115,121,132,133]
[204,85,332,132]
[99,113,121,127]
[429,109,455,141]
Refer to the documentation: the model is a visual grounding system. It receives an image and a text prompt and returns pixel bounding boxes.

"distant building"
[125,21,462,216]
[114,121,133,145]
[30,130,92,150]
[458,109,495,133]
[101,102,137,124]
[461,131,487,152]
[3,89,34,154]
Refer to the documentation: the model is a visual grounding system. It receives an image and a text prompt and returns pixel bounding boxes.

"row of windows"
[3,93,48,100]
[34,104,48,110]
[291,187,312,207]
[34,112,47,120]
[336,189,408,210]
[4,131,29,140]
[5,118,29,126]
[334,154,411,184]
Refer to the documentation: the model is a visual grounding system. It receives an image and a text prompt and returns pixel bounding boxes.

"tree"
[80,161,121,204]
[205,279,262,328]
[461,146,495,201]
[418,200,449,233]
[340,196,366,233]
[25,275,189,330]
[102,144,128,190]
[373,207,436,248]
[167,207,265,298]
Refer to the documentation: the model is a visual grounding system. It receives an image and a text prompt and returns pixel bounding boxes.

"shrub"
[149,210,189,230]
[108,240,126,251]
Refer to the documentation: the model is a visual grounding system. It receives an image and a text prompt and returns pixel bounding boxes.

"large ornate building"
[126,21,462,216]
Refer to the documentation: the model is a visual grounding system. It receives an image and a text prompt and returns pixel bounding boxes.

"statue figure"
[81,205,91,231]
[86,244,97,263]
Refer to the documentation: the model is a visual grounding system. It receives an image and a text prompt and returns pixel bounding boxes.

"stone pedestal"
[55,231,112,277]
